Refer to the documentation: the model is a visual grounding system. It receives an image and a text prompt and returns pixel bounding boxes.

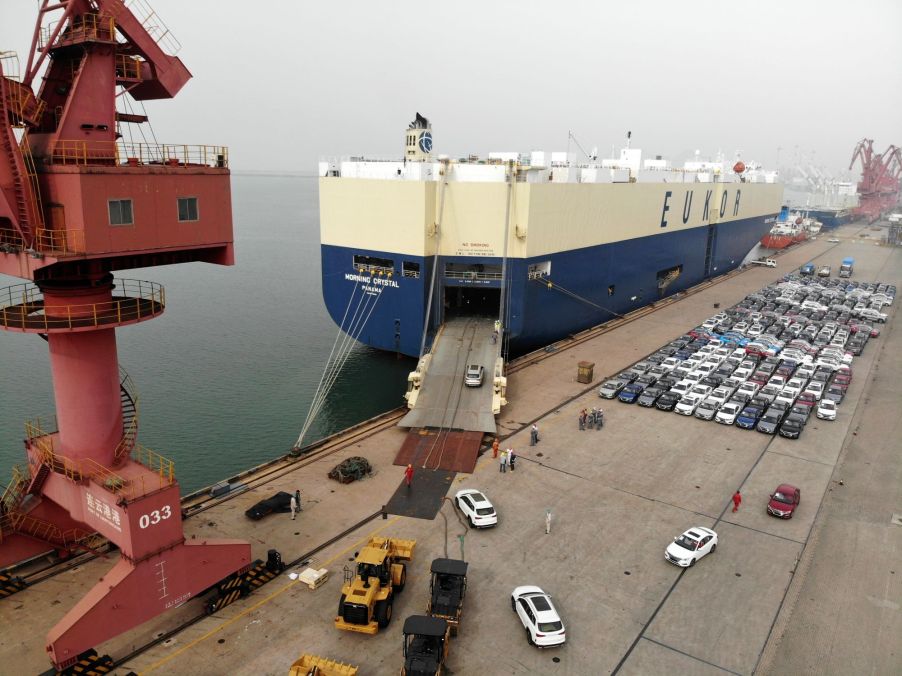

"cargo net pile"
[329,456,373,484]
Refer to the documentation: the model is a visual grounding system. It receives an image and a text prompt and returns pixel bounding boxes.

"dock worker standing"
[405,464,414,489]
[492,437,500,458]
[545,509,552,535]
[732,490,742,513]
[530,423,540,446]
[295,489,302,512]
[499,449,508,473]
[508,448,516,472]
[289,494,298,520]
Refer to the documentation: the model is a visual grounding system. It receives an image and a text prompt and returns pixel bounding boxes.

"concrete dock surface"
[0,224,898,675]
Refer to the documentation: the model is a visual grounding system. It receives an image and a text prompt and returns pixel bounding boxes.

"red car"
[796,392,818,408]
[832,374,852,391]
[767,484,801,518]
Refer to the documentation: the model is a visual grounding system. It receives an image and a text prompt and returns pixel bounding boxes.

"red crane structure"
[0,1,250,670]
[848,138,902,223]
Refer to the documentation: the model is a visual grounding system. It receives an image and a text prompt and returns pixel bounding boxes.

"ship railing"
[48,140,229,168]
[444,271,503,280]
[24,417,175,502]
[0,279,165,331]
[354,263,394,275]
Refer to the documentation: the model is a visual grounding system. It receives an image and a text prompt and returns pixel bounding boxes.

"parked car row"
[602,276,893,439]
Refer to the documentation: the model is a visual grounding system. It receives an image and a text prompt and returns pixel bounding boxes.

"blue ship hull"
[321,213,775,358]
[805,208,854,230]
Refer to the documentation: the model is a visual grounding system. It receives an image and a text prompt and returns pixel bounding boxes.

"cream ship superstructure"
[319,114,783,357]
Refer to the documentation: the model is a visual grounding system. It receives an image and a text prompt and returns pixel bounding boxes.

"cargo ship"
[802,206,853,229]
[319,115,783,357]
[760,208,821,249]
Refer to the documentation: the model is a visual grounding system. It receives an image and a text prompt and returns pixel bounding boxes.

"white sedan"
[455,489,498,528]
[674,394,703,416]
[665,527,718,567]
[511,586,566,647]
[714,401,742,425]
[816,399,837,420]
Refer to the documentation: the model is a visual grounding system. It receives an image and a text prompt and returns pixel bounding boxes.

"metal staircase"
[0,54,45,248]
[0,367,138,553]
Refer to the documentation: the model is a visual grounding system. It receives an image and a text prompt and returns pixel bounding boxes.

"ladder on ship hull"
[703,223,718,278]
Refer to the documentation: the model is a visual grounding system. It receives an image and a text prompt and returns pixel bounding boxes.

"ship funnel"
[405,112,433,161]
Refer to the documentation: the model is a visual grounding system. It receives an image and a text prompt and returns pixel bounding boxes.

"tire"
[395,564,407,593]
[526,627,535,646]
[376,595,393,628]
[337,594,346,617]
[468,516,475,529]
[511,596,516,612]
[689,557,696,567]
[711,543,717,553]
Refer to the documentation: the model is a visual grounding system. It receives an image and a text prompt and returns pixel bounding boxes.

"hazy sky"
[2,0,900,175]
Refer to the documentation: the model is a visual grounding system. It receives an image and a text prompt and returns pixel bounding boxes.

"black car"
[637,386,665,407]
[656,392,681,411]
[756,410,784,434]
[778,414,806,439]
[245,491,294,520]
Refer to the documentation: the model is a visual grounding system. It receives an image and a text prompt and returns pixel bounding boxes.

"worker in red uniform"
[404,464,414,489]
[732,490,742,512]
[492,438,500,458]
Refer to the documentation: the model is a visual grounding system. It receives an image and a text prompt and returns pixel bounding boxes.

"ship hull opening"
[442,285,500,320]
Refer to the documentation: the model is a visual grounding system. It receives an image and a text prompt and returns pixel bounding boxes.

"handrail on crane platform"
[48,140,229,168]
[0,279,165,331]
[23,417,175,502]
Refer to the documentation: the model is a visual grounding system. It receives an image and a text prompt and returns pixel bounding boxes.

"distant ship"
[760,208,822,249]
[319,115,784,357]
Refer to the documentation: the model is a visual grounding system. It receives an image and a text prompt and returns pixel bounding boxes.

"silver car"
[464,364,484,387]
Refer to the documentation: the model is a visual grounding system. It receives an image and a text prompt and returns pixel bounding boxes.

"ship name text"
[660,189,742,228]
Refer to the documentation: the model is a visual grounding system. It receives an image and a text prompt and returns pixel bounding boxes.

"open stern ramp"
[400,318,502,433]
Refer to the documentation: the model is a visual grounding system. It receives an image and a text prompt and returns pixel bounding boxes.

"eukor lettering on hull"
[659,189,743,228]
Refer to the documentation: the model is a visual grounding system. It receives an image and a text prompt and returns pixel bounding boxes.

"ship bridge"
[396,318,505,473]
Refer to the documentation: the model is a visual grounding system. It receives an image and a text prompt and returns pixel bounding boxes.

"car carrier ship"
[319,115,783,358]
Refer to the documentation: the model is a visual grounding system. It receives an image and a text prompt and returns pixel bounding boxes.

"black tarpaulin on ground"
[384,468,454,520]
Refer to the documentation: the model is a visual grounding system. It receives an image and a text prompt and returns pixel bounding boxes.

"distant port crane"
[848,138,902,223]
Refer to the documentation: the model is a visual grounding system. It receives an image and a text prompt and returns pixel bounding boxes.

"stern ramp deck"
[399,318,500,433]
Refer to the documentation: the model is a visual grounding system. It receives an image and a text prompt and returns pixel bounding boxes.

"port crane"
[848,138,902,223]
[1,1,249,670]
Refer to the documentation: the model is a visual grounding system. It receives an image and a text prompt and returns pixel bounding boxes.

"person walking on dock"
[405,464,414,489]
[732,490,742,513]
[579,409,587,431]
[499,450,508,473]
[289,494,298,520]
[508,448,516,471]
[492,437,500,458]
[295,489,302,512]
[545,509,552,535]
[530,423,540,446]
